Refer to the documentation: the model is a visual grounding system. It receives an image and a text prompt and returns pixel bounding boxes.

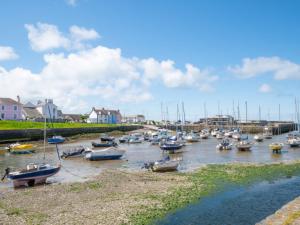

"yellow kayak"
[9,144,34,151]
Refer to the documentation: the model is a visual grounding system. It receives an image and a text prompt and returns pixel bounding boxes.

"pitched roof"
[0,98,21,105]
[23,102,36,108]
[22,107,43,119]
[93,108,121,116]
[63,114,81,121]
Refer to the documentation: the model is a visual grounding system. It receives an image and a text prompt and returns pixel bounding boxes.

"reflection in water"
[0,133,299,188]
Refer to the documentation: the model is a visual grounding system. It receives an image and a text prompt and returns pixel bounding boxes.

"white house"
[87,107,122,124]
[36,99,59,120]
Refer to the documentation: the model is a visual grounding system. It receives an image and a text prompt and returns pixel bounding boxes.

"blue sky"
[0,0,299,121]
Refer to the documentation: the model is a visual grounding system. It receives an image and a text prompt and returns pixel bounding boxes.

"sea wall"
[0,125,143,143]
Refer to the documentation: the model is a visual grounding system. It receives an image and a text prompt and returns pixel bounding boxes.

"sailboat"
[2,117,61,188]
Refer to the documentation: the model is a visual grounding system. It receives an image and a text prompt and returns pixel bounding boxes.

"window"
[14,105,17,110]
[1,113,4,119]
[14,114,17,119]
[1,105,4,110]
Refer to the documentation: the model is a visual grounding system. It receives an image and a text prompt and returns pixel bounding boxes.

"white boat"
[85,147,125,161]
[287,137,300,147]
[236,140,252,151]
[254,134,264,142]
[232,132,241,140]
[128,137,143,144]
[200,132,209,139]
[143,158,179,172]
[211,129,219,137]
[224,131,233,138]
[263,127,273,139]
[184,132,200,142]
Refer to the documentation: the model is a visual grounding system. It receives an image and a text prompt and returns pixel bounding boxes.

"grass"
[0,120,124,130]
[129,162,300,225]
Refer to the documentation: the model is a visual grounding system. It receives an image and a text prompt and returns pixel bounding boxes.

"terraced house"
[0,97,23,120]
[87,107,122,124]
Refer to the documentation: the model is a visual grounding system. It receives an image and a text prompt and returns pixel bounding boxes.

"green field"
[0,120,120,130]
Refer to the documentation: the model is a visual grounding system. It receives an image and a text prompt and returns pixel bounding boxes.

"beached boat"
[254,134,264,142]
[2,163,60,187]
[263,133,273,139]
[100,136,115,142]
[85,147,125,161]
[2,118,61,188]
[224,131,233,138]
[211,129,219,137]
[48,136,65,144]
[92,141,117,148]
[144,158,179,172]
[7,143,36,154]
[269,143,284,153]
[61,146,87,158]
[216,139,233,150]
[236,140,252,151]
[119,136,130,143]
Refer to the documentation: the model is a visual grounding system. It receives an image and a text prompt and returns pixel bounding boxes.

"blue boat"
[48,136,65,144]
[3,163,61,187]
[160,141,183,153]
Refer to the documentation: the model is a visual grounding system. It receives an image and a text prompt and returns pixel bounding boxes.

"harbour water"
[0,132,299,188]
[157,176,300,225]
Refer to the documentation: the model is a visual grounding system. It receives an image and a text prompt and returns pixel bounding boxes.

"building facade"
[0,97,23,120]
[87,107,122,124]
[36,99,59,120]
[122,115,145,123]
[198,115,235,125]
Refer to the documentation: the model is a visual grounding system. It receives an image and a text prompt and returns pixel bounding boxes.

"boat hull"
[48,139,65,144]
[8,166,60,188]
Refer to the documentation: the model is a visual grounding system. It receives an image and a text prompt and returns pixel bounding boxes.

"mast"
[182,102,186,127]
[43,116,46,162]
[245,101,248,123]
[204,102,207,127]
[278,104,281,121]
[237,101,240,122]
[259,104,261,121]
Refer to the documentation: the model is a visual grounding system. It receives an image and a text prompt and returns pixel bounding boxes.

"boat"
[85,147,125,161]
[287,137,300,147]
[216,133,224,140]
[236,140,252,151]
[128,137,142,144]
[61,146,87,158]
[2,163,60,187]
[160,141,183,153]
[269,143,284,153]
[200,132,209,139]
[232,132,241,140]
[254,134,264,142]
[2,117,61,188]
[119,136,130,143]
[216,139,233,150]
[211,129,219,137]
[92,141,117,148]
[263,127,273,139]
[184,132,200,142]
[100,136,115,142]
[143,157,179,172]
[224,131,233,138]
[7,143,36,154]
[48,136,65,144]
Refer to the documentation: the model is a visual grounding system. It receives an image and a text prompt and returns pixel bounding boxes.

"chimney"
[17,95,20,103]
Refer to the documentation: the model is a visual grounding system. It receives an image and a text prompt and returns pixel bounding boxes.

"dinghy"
[48,136,65,144]
[61,146,87,158]
[92,141,117,148]
[216,139,233,150]
[143,157,179,172]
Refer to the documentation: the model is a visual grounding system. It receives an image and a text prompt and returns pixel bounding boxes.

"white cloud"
[66,0,77,6]
[228,57,300,80]
[25,23,70,52]
[25,23,100,52]
[0,46,18,61]
[259,84,272,93]
[0,44,218,113]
